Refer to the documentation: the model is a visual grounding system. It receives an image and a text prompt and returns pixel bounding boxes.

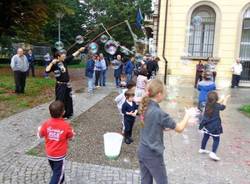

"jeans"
[115,77,120,87]
[100,69,107,86]
[87,77,94,93]
[48,159,65,184]
[201,133,220,153]
[126,73,132,83]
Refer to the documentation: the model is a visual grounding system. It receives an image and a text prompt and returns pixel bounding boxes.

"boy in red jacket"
[38,101,75,184]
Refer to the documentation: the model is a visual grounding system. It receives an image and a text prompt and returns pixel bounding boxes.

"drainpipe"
[162,0,169,85]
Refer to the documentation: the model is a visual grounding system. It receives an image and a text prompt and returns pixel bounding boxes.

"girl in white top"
[134,68,148,103]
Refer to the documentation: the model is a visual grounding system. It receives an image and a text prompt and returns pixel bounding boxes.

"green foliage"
[0,0,152,51]
[84,0,152,48]
[239,104,250,117]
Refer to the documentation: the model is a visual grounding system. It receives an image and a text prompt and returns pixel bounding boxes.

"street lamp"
[56,12,64,42]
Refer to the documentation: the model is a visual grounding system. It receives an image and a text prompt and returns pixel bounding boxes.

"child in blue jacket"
[197,72,216,111]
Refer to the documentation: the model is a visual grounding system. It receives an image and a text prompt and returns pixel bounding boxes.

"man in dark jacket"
[26,49,36,77]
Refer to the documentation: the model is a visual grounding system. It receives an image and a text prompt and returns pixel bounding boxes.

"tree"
[83,0,152,48]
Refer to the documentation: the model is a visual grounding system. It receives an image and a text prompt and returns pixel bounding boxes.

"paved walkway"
[0,83,140,184]
[162,82,250,184]
[0,77,249,183]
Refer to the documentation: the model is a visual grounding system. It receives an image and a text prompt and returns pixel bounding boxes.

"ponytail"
[138,79,165,127]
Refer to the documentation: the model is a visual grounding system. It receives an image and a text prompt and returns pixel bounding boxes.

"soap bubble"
[55,41,64,50]
[75,35,84,44]
[104,40,119,55]
[100,34,109,43]
[88,42,98,54]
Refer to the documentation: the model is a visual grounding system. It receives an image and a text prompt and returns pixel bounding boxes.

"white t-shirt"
[232,63,243,75]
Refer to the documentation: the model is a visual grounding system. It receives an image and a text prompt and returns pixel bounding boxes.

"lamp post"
[56,12,64,42]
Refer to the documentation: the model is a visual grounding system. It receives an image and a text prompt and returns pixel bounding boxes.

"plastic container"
[103,132,123,160]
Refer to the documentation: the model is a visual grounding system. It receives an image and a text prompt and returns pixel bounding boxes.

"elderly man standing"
[10,48,29,94]
[231,58,243,88]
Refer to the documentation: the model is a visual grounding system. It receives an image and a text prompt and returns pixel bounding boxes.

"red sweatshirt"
[39,118,74,160]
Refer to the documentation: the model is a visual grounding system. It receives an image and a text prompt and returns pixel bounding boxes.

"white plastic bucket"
[103,132,123,160]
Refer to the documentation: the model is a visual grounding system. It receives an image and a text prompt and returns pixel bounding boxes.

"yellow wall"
[157,0,250,85]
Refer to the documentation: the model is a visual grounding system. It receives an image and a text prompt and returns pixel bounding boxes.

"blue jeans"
[100,70,107,86]
[48,159,65,184]
[115,77,120,87]
[201,133,220,153]
[87,77,94,93]
[126,73,132,83]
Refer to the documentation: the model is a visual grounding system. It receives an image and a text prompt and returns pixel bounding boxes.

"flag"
[136,8,143,29]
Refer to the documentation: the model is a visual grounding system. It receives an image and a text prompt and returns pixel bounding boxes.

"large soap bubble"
[75,35,84,44]
[55,41,64,50]
[88,42,98,54]
[100,34,109,43]
[192,16,202,26]
[104,40,119,55]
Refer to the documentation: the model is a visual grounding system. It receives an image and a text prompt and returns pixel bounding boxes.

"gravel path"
[33,92,141,170]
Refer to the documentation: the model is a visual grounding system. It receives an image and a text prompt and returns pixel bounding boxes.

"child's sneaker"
[124,138,131,144]
[209,152,220,161]
[198,149,210,154]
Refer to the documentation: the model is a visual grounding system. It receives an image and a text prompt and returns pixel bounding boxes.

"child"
[38,101,75,184]
[120,73,127,88]
[197,71,216,111]
[85,55,95,94]
[122,90,138,144]
[199,92,230,161]
[137,79,191,184]
[134,68,148,103]
[115,80,136,134]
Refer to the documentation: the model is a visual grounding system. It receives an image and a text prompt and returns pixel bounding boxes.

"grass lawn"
[239,104,250,117]
[0,73,55,120]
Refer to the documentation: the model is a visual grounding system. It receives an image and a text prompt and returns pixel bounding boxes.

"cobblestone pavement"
[0,76,250,184]
[161,82,250,184]
[0,83,140,184]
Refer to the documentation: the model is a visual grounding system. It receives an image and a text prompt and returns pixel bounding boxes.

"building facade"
[155,0,250,87]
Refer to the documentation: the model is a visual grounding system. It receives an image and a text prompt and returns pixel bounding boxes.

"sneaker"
[198,149,210,154]
[124,138,131,144]
[209,152,220,161]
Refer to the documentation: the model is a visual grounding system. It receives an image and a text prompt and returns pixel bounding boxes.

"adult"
[85,55,95,93]
[231,58,243,88]
[153,57,160,75]
[112,55,122,88]
[10,48,29,94]
[45,47,85,119]
[146,56,156,79]
[94,55,102,88]
[99,53,107,86]
[194,60,204,88]
[26,49,36,77]
[43,53,51,78]
[124,56,134,83]
[208,57,217,82]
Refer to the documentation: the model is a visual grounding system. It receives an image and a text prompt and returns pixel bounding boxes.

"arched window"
[188,5,216,57]
[240,7,250,81]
